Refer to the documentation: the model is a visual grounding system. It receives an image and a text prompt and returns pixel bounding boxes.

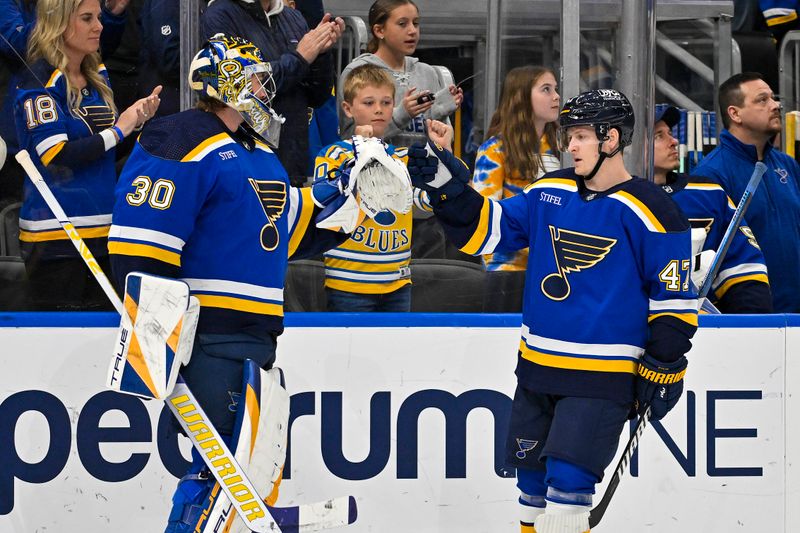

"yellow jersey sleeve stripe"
[288,188,316,258]
[40,142,66,166]
[684,183,723,191]
[461,198,492,255]
[194,294,284,316]
[180,133,230,162]
[519,342,638,374]
[108,241,181,266]
[20,225,109,242]
[530,178,577,190]
[612,191,666,232]
[767,12,798,26]
[715,273,770,299]
[648,312,699,327]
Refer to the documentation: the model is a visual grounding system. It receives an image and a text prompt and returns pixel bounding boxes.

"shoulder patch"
[612,178,689,233]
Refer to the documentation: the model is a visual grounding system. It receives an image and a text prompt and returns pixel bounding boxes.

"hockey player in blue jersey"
[652,105,772,313]
[408,89,698,533]
[109,35,359,532]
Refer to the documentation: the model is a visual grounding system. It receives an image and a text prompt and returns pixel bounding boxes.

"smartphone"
[416,93,436,105]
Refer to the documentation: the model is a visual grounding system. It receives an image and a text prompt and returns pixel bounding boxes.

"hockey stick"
[588,406,651,529]
[697,161,768,301]
[589,161,768,529]
[15,149,357,532]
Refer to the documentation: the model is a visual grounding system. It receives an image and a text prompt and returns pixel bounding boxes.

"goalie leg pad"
[200,359,291,533]
[166,360,289,533]
[107,272,199,400]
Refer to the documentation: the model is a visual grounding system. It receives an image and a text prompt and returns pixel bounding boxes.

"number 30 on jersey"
[126,176,176,210]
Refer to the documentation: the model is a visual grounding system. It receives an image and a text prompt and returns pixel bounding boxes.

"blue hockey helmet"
[189,34,284,146]
[558,89,635,150]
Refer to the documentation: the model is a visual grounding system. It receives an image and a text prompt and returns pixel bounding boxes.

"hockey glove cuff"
[407,140,470,205]
[635,353,688,421]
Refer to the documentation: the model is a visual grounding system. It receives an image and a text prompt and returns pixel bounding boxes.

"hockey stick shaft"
[697,161,767,299]
[588,405,651,529]
[15,149,277,533]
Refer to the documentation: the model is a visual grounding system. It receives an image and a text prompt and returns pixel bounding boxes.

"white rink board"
[0,314,797,533]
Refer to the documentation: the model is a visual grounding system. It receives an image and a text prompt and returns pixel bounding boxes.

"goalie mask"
[189,34,284,147]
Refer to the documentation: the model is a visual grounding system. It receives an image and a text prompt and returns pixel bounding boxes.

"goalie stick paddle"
[589,161,767,529]
[15,149,357,533]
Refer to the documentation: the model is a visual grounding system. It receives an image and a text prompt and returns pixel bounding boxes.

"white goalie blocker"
[316,136,412,234]
[198,360,291,533]
[107,272,199,399]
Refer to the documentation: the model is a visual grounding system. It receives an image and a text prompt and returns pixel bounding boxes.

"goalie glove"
[348,135,413,217]
[635,353,688,421]
[407,139,471,205]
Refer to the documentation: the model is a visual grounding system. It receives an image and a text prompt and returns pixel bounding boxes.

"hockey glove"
[407,140,471,205]
[635,352,688,421]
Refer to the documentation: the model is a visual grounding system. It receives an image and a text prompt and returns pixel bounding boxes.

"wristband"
[111,125,125,143]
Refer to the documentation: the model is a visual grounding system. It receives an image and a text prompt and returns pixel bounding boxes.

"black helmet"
[558,89,635,149]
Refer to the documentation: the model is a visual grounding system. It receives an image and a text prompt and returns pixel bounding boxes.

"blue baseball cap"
[655,105,680,128]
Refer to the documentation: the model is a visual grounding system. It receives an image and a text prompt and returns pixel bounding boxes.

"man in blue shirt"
[695,72,800,312]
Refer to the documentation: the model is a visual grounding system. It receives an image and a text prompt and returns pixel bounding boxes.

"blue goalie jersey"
[109,109,341,340]
[437,168,698,401]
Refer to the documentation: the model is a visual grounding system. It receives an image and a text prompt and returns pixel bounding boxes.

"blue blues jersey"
[433,168,698,401]
[14,60,116,256]
[662,173,771,312]
[109,109,343,340]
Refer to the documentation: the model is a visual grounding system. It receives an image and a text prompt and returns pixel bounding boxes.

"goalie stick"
[15,149,357,533]
[588,161,767,529]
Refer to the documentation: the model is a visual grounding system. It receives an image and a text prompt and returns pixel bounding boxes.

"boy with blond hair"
[316,64,448,311]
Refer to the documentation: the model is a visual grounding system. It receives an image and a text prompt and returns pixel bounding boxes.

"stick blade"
[267,496,358,533]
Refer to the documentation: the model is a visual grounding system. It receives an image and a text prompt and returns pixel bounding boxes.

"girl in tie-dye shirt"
[471,66,561,310]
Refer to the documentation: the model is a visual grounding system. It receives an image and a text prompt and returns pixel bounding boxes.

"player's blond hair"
[342,64,396,104]
[27,0,117,114]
